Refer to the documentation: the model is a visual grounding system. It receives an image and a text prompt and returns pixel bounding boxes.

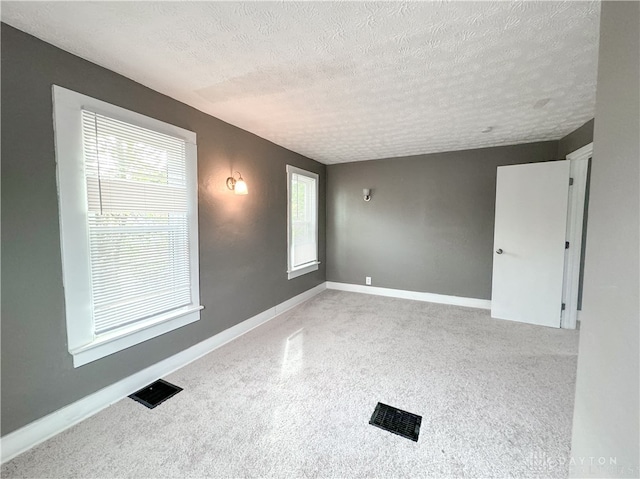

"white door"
[491,161,571,328]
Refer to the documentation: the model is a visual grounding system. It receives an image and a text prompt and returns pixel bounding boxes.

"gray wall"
[1,25,326,435]
[326,142,558,299]
[558,119,595,159]
[570,2,640,477]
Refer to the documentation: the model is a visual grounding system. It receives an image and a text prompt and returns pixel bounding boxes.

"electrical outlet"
[365,276,372,285]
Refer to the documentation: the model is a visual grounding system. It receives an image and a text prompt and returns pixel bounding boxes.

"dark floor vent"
[369,402,422,442]
[129,379,182,409]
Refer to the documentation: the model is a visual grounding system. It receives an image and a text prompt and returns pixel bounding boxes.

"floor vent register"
[129,379,182,409]
[369,402,422,442]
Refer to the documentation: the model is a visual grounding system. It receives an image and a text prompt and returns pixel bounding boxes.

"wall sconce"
[226,171,248,195]
[363,188,371,202]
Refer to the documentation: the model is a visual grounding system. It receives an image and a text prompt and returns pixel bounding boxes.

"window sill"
[287,262,320,280]
[70,305,203,367]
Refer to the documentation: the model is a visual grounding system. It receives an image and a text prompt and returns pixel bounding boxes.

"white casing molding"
[326,282,491,310]
[561,142,592,330]
[0,283,326,464]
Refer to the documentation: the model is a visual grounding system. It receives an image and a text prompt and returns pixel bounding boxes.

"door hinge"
[561,303,566,311]
[569,177,574,186]
[565,241,570,249]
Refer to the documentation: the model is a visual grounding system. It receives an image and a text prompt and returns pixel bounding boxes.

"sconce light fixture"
[363,188,371,202]
[226,171,248,195]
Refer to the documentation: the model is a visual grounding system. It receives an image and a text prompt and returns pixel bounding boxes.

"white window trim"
[286,165,320,280]
[52,85,202,367]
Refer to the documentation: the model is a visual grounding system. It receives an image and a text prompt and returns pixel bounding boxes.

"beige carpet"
[2,290,579,478]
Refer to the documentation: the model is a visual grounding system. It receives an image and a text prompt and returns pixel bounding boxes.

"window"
[287,165,319,279]
[53,86,202,367]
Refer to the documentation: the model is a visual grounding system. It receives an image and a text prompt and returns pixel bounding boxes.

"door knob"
[496,248,503,254]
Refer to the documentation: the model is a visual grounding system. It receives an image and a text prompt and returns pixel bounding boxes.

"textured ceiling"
[1,1,600,164]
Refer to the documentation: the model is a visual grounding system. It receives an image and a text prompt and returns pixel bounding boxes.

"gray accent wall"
[1,24,326,435]
[570,2,640,476]
[557,119,595,159]
[326,142,558,299]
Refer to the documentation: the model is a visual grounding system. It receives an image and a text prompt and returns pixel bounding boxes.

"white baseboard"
[0,282,327,464]
[325,282,491,310]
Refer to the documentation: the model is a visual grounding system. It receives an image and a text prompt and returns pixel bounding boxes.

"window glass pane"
[82,111,192,334]
[290,171,317,268]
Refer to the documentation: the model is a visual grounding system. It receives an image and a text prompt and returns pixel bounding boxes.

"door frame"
[561,142,593,329]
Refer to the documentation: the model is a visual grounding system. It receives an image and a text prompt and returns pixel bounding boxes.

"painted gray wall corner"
[558,119,595,159]
[326,142,558,300]
[570,2,640,476]
[0,24,326,435]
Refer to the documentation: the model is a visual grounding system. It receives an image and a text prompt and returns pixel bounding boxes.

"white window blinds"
[81,110,192,335]
[289,171,318,269]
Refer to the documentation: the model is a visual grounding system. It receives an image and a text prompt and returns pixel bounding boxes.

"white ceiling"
[1,1,600,164]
